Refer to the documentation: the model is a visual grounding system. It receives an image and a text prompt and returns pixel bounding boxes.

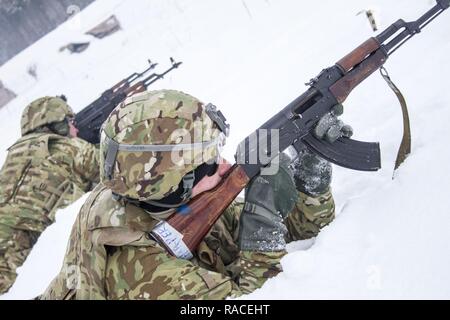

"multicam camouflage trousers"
[102,190,335,300]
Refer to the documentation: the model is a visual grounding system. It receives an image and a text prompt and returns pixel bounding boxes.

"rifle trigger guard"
[301,133,381,172]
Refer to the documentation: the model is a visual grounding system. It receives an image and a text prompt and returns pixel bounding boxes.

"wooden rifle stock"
[162,164,250,254]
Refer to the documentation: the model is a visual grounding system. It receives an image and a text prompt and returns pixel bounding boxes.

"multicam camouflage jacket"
[0,132,99,294]
[41,182,335,300]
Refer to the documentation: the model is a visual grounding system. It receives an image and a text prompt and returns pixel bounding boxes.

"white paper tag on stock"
[151,221,194,260]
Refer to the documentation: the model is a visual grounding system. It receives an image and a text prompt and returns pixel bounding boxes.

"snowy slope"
[0,0,449,300]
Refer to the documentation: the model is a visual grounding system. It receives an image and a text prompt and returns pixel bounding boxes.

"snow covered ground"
[0,0,449,300]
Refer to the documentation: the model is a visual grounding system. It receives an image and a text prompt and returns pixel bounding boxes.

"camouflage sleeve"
[102,199,286,300]
[197,200,285,297]
[285,188,335,242]
[72,139,100,189]
[105,244,245,300]
[0,225,40,294]
[237,251,284,296]
[104,245,284,300]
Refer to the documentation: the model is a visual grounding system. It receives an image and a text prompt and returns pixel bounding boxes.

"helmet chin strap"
[181,171,195,201]
[143,171,195,209]
[114,161,219,213]
[141,160,218,210]
[113,194,190,212]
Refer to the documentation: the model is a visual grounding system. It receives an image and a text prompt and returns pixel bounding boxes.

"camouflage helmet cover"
[21,96,74,136]
[100,90,226,202]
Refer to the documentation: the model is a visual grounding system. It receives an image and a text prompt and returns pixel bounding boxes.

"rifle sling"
[379,66,411,176]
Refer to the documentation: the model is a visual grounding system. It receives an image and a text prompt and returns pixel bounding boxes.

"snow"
[1,0,449,300]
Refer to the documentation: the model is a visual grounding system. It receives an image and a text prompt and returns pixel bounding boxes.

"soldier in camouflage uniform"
[0,96,99,294]
[41,90,342,300]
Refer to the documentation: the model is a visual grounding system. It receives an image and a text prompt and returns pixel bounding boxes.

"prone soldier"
[41,90,344,300]
[0,96,99,294]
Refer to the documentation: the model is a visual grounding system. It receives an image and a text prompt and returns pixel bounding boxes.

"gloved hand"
[314,104,353,143]
[289,143,332,196]
[289,103,350,195]
[239,154,298,252]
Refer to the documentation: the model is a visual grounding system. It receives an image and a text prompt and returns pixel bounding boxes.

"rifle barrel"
[144,62,183,87]
[128,63,158,83]
[377,1,449,55]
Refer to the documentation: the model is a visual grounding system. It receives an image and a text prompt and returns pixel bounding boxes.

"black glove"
[289,144,332,196]
[239,154,298,252]
[314,104,353,143]
[290,103,352,196]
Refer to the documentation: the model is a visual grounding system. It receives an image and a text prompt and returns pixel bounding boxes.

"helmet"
[21,96,74,136]
[100,90,229,204]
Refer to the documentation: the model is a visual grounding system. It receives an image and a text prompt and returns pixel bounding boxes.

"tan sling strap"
[380,66,412,177]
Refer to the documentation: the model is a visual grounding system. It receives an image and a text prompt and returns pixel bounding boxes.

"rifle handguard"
[336,38,380,73]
